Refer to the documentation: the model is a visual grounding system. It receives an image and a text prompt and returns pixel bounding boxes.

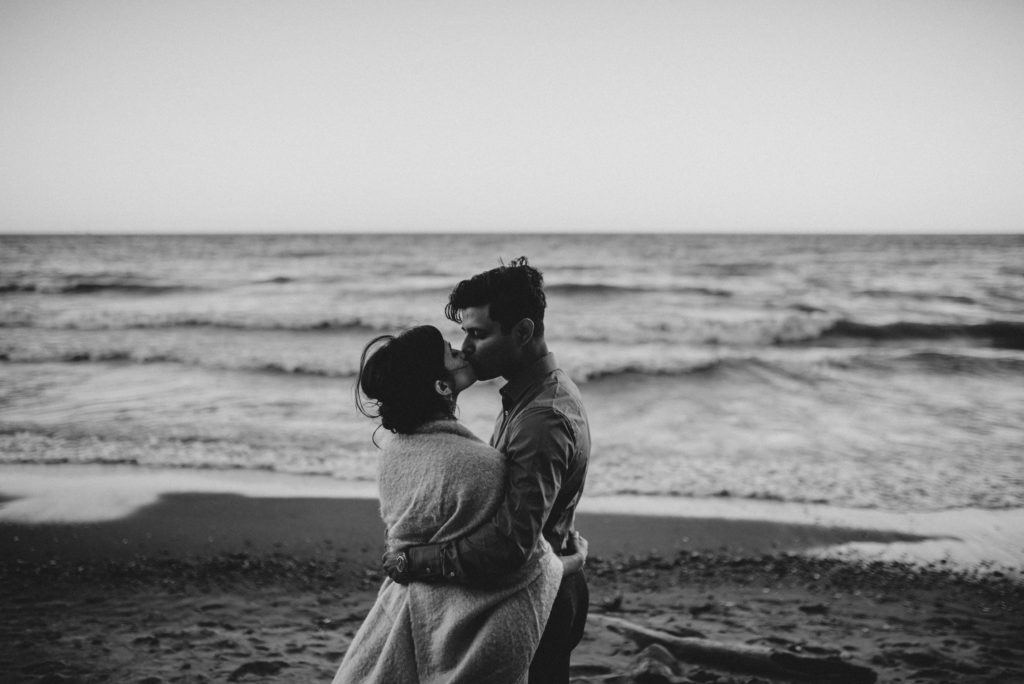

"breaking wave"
[815,319,1024,350]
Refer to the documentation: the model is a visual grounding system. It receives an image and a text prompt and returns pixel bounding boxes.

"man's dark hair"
[445,257,546,336]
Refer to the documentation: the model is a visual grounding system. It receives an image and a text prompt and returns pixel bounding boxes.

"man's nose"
[461,338,473,355]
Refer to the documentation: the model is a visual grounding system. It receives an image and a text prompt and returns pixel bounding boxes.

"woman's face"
[443,340,477,395]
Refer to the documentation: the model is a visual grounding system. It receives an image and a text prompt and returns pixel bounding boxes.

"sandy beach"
[1,466,1022,683]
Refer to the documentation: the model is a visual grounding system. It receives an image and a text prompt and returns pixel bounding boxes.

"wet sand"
[1,470,1022,683]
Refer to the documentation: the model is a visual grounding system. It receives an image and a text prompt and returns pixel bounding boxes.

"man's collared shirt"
[488,353,591,558]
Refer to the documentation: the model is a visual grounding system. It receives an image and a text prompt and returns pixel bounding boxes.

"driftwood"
[569,645,680,684]
[590,614,878,683]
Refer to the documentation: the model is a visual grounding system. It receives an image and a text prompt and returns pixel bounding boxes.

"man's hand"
[566,530,589,564]
[381,544,448,584]
[559,530,589,576]
[381,550,411,584]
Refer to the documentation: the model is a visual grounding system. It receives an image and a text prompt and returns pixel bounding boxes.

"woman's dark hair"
[355,325,454,435]
[444,257,546,336]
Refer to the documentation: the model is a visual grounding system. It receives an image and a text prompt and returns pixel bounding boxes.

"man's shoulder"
[552,367,584,396]
[512,369,587,431]
[519,368,580,405]
[551,368,587,412]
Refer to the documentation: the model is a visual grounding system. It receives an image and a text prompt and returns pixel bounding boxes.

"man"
[382,257,591,683]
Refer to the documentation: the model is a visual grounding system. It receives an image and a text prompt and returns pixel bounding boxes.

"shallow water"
[2,233,1023,512]
[3,464,1021,574]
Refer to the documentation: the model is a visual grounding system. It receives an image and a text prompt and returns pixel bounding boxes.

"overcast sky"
[2,1,1022,234]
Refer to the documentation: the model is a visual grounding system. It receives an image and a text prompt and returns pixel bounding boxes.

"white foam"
[0,464,376,523]
[580,494,1024,575]
[1,464,1019,576]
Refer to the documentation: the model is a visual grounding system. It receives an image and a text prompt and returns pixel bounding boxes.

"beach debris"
[872,648,990,676]
[797,603,829,615]
[688,602,718,618]
[568,645,691,683]
[591,614,878,683]
[227,660,289,681]
[599,592,624,611]
[629,643,680,682]
[314,613,365,630]
[569,663,617,678]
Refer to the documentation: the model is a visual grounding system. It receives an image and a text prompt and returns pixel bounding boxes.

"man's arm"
[383,409,573,584]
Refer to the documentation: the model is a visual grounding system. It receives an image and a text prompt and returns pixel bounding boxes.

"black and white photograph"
[2,2,1022,682]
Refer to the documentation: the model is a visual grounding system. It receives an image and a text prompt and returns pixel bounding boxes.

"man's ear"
[513,318,535,346]
[434,379,452,397]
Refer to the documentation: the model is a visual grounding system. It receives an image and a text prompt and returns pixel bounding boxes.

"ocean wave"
[613,315,1024,350]
[0,431,378,483]
[561,313,839,348]
[855,289,977,305]
[0,315,397,334]
[816,319,1024,350]
[547,283,655,295]
[835,350,1024,375]
[571,358,725,382]
[574,346,1024,383]
[692,261,774,277]
[546,282,732,297]
[0,348,358,378]
[985,286,1024,304]
[0,274,196,295]
[247,361,353,377]
[118,316,387,333]
[8,343,1019,384]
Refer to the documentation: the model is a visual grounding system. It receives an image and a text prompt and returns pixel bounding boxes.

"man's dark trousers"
[528,571,589,683]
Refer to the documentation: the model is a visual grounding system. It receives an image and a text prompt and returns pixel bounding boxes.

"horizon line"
[2,229,1022,238]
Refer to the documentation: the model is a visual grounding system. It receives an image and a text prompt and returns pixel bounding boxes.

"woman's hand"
[559,530,589,576]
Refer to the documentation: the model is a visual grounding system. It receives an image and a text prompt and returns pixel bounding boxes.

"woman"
[333,325,587,684]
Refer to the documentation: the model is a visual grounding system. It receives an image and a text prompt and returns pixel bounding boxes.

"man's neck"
[504,340,548,383]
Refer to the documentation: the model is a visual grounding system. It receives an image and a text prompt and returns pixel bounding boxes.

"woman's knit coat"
[333,419,562,684]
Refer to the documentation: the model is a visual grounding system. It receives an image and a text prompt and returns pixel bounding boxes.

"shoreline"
[3,464,1023,683]
[1,463,1022,575]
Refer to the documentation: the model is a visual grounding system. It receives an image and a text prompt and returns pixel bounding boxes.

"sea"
[1,233,1023,520]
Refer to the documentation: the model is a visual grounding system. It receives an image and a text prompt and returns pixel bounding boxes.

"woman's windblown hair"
[355,325,453,435]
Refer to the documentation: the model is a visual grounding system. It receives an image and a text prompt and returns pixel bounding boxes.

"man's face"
[458,305,519,381]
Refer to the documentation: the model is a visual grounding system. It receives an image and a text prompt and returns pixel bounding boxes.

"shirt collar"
[499,353,558,408]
